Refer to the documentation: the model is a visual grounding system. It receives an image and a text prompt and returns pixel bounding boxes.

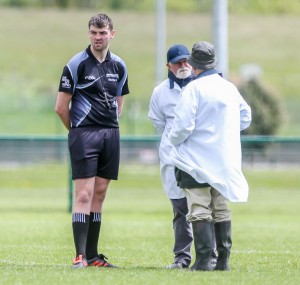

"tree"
[239,79,285,135]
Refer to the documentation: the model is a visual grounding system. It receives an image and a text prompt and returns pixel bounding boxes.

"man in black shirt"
[55,13,129,269]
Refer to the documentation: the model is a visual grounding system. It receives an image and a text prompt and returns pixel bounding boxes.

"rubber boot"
[214,221,232,271]
[211,224,218,268]
[190,220,214,271]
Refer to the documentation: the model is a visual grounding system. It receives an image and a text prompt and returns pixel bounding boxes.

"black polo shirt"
[58,45,129,128]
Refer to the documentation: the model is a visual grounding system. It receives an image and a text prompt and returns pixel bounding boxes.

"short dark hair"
[88,14,114,30]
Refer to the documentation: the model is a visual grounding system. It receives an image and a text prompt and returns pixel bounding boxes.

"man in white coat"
[148,44,195,269]
[169,41,252,271]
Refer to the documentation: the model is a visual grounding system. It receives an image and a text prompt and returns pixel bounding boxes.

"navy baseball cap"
[167,44,190,64]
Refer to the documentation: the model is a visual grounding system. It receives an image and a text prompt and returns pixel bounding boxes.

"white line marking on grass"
[0,260,70,267]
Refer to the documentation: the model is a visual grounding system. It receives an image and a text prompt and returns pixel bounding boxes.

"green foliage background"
[2,0,300,14]
[0,3,299,135]
[240,80,284,135]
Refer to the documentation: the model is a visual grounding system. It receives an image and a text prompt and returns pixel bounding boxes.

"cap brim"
[169,55,189,64]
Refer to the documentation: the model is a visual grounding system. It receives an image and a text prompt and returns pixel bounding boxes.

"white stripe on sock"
[92,212,101,222]
[72,213,86,223]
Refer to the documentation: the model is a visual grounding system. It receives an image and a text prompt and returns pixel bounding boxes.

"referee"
[55,13,129,269]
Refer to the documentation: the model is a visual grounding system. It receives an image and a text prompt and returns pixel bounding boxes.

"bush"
[239,79,285,135]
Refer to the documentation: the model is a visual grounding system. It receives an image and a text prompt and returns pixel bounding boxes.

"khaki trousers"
[183,187,231,223]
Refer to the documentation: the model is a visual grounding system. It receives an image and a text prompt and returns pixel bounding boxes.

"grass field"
[0,164,299,285]
[0,8,300,135]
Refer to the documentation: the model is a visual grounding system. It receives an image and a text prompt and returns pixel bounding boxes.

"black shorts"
[68,126,120,180]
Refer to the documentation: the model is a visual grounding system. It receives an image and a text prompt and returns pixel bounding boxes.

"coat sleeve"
[148,90,165,135]
[239,93,252,131]
[169,85,197,146]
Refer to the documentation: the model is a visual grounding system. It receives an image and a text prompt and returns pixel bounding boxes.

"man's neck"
[168,71,194,89]
[194,69,204,76]
[91,46,109,63]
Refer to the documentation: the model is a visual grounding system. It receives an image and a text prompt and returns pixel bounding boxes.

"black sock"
[86,212,102,260]
[72,213,90,258]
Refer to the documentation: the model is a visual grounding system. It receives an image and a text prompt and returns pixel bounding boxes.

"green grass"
[0,164,299,285]
[0,8,300,135]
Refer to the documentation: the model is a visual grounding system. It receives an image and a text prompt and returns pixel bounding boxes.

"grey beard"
[176,68,192,79]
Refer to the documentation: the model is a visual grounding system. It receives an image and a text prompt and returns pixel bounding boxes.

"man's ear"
[110,29,115,39]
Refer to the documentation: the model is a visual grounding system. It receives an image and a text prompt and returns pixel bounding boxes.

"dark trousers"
[170,197,193,266]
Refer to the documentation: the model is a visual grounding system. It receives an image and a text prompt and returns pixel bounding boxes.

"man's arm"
[239,96,252,131]
[55,91,72,130]
[116,95,125,117]
[148,91,166,135]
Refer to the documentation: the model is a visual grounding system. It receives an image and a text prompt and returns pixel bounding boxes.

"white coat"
[169,72,252,202]
[149,79,188,199]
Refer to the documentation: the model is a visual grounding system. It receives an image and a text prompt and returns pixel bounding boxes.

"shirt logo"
[85,75,96,80]
[106,73,119,82]
[61,76,71,88]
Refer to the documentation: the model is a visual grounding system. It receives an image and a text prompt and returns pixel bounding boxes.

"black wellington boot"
[211,224,218,268]
[214,221,232,271]
[190,220,214,271]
